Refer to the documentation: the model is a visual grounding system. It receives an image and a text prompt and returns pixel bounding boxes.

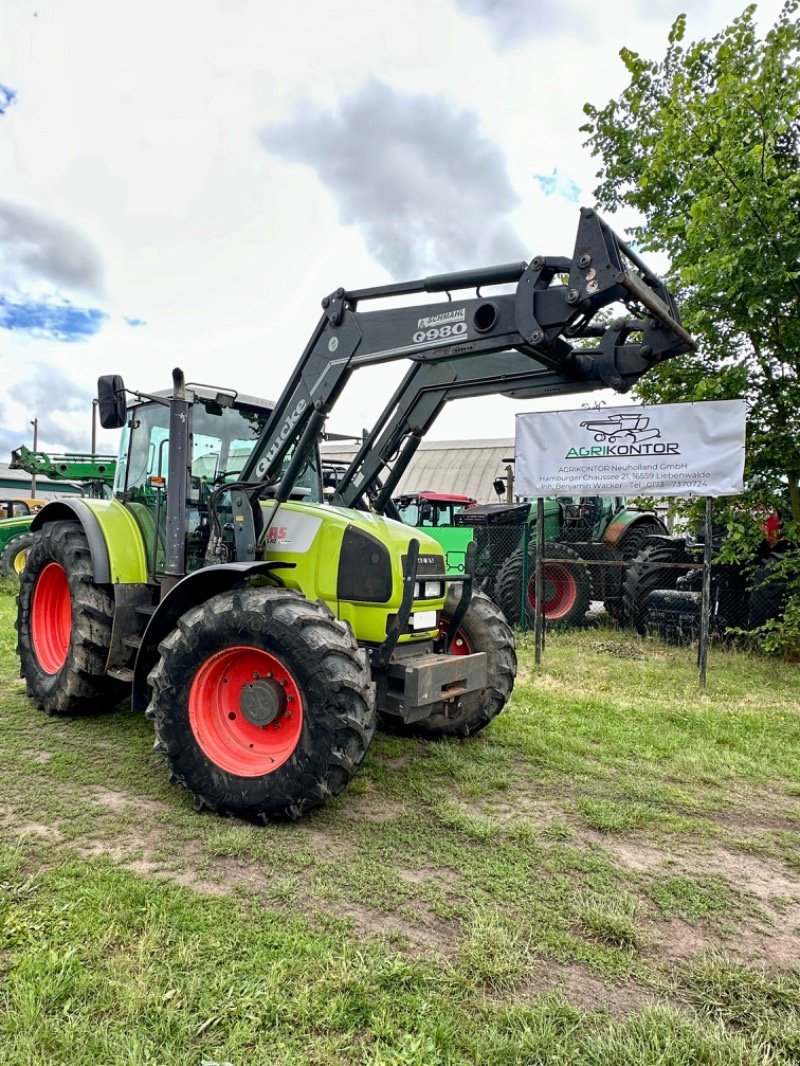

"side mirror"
[493,478,506,498]
[97,374,127,429]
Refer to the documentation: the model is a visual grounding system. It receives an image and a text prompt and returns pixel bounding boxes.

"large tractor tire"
[16,521,125,715]
[147,586,377,821]
[495,542,592,629]
[1,532,35,581]
[623,539,691,633]
[747,551,788,630]
[603,522,663,623]
[407,588,516,739]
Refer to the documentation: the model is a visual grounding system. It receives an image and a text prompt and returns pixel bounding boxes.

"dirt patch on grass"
[600,836,800,968]
[645,911,800,970]
[87,785,171,817]
[518,961,663,1019]
[606,837,800,903]
[592,838,677,874]
[380,753,416,773]
[339,793,406,823]
[0,805,64,843]
[482,795,569,827]
[331,899,457,957]
[396,864,443,886]
[304,826,357,860]
[22,749,53,765]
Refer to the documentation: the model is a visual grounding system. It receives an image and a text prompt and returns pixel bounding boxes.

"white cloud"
[0,199,105,297]
[261,78,525,276]
[454,0,596,46]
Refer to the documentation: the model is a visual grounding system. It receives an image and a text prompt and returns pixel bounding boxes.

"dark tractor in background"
[456,494,667,628]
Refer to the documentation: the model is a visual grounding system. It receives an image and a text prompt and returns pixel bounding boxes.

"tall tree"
[582,1,800,523]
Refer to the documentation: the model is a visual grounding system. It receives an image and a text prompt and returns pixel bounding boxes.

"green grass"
[1,580,799,1064]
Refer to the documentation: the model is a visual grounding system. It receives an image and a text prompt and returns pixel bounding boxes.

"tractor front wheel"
[495,542,592,629]
[147,587,377,821]
[408,588,516,739]
[1,532,35,580]
[623,540,691,634]
[16,521,124,714]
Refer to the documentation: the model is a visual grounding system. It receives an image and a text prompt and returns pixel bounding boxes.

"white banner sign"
[515,400,746,498]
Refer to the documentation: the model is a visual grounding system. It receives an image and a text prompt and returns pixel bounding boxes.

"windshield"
[115,399,321,502]
[396,498,470,527]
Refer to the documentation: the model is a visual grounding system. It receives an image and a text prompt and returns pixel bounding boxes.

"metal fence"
[462,507,785,686]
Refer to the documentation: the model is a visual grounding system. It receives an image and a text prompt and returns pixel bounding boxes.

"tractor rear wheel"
[1,532,35,580]
[603,522,663,622]
[16,521,124,714]
[623,539,691,633]
[495,542,592,629]
[408,588,516,739]
[747,551,788,630]
[147,586,376,821]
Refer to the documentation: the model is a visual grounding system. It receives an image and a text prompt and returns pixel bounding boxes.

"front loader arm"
[332,349,614,512]
[238,207,695,505]
[10,445,117,485]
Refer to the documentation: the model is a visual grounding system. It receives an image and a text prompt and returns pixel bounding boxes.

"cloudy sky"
[0,0,787,455]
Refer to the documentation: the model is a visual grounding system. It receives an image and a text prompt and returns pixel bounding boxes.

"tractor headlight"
[414,579,445,600]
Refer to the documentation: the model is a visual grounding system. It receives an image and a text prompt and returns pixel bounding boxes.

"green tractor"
[468,494,667,629]
[15,208,694,821]
[0,449,116,580]
[17,376,513,821]
[0,501,43,580]
[393,491,477,575]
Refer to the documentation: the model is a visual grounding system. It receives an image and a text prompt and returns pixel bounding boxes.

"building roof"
[0,463,83,501]
[320,437,516,504]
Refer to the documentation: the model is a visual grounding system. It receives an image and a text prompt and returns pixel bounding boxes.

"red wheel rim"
[188,645,303,777]
[437,619,473,655]
[527,563,578,620]
[31,562,72,674]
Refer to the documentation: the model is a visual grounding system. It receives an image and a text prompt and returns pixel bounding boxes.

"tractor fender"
[602,510,667,550]
[131,561,291,713]
[30,498,149,585]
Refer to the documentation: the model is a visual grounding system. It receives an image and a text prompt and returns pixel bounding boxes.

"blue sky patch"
[0,83,17,114]
[532,168,581,203]
[124,316,147,328]
[0,296,108,341]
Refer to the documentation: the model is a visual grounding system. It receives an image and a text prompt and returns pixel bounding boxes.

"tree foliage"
[582,1,800,526]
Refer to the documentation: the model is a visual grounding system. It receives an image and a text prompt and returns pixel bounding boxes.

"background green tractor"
[455,494,667,629]
[393,491,477,574]
[0,508,39,580]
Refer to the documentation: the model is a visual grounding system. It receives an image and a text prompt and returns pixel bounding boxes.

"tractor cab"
[394,491,476,529]
[559,496,624,542]
[2,499,48,518]
[110,384,323,577]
